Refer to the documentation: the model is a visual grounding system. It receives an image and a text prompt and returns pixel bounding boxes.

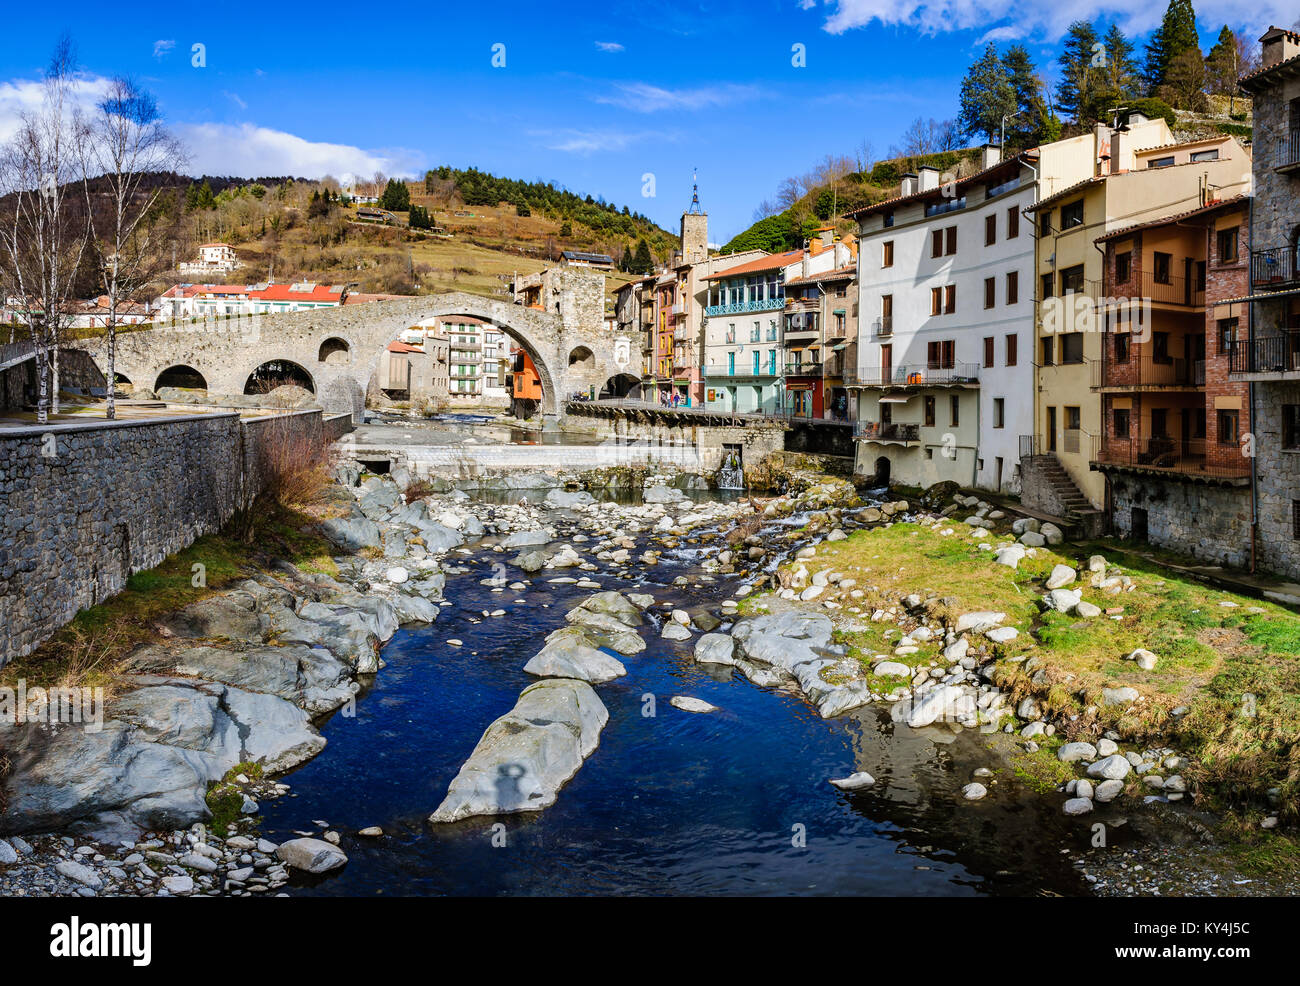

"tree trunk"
[105,321,117,420]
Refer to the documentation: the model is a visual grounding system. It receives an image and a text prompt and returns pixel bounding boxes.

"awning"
[786,345,805,352]
[831,342,848,350]
[832,308,846,315]
[1215,286,1300,305]
[786,382,815,391]
[878,394,914,404]
[807,343,821,350]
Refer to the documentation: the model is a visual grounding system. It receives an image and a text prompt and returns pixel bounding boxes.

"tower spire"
[688,169,702,214]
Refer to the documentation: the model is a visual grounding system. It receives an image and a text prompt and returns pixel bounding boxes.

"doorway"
[1131,507,1149,543]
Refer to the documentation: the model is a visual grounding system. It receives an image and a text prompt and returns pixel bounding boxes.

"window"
[1041,336,1055,365]
[984,277,996,309]
[985,214,997,246]
[984,336,995,367]
[1217,317,1239,354]
[1007,207,1020,239]
[1006,334,1018,366]
[882,293,893,320]
[1217,227,1239,263]
[1006,271,1019,305]
[1041,273,1054,299]
[950,394,960,427]
[1061,332,1084,364]
[927,340,955,369]
[883,240,894,267]
[931,286,942,316]
[945,226,957,255]
[1151,408,1168,437]
[1114,407,1130,438]
[1116,251,1132,284]
[1153,331,1170,363]
[944,284,956,313]
[1039,211,1051,237]
[1190,149,1220,162]
[1284,405,1300,449]
[751,321,760,342]
[931,229,943,258]
[1147,155,1175,168]
[1061,264,1085,295]
[1115,333,1131,363]
[883,210,894,228]
[924,396,936,427]
[1066,406,1081,431]
[1217,409,1240,446]
[993,398,1005,428]
[1153,252,1171,285]
[1061,200,1084,229]
[881,402,893,425]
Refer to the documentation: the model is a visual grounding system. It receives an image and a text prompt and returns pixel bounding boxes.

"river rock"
[962,782,988,800]
[694,634,736,665]
[320,516,382,551]
[161,593,264,643]
[873,660,911,677]
[544,489,596,510]
[1102,686,1140,706]
[1058,742,1097,763]
[1063,797,1094,815]
[430,679,608,823]
[1046,565,1077,590]
[1044,588,1082,613]
[1126,648,1158,670]
[523,628,627,684]
[1086,754,1132,780]
[670,696,717,713]
[955,611,1005,632]
[662,622,691,641]
[276,837,348,873]
[501,529,552,550]
[1094,778,1124,802]
[575,591,642,627]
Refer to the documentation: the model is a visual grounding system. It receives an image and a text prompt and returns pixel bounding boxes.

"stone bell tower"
[680,171,708,265]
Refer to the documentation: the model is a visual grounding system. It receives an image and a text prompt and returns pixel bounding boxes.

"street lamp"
[999,111,1023,159]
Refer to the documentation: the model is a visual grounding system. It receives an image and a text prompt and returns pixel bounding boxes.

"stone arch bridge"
[95,291,630,420]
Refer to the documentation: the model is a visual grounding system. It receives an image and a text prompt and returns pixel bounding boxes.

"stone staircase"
[1020,453,1108,537]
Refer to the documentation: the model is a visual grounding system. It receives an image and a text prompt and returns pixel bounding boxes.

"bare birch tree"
[79,76,186,418]
[0,36,90,425]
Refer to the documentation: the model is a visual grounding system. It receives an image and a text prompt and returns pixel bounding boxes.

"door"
[1131,507,1149,543]
[1047,406,1057,452]
[880,344,893,383]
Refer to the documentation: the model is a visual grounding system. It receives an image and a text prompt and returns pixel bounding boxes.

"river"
[253,420,1103,895]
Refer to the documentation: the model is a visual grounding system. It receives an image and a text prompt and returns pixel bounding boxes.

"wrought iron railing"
[1092,349,1206,388]
[855,421,920,442]
[703,364,780,378]
[784,361,823,376]
[850,362,980,387]
[1228,332,1300,374]
[1251,245,1300,287]
[1093,434,1250,479]
[704,297,786,317]
[1280,127,1300,170]
[1105,269,1205,307]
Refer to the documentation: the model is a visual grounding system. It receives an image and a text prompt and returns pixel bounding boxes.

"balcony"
[785,361,823,376]
[1250,245,1300,289]
[786,296,820,313]
[1228,332,1300,378]
[784,312,820,336]
[1106,270,1205,307]
[1091,350,1206,390]
[855,421,920,444]
[1092,435,1250,483]
[870,316,893,338]
[850,362,981,388]
[704,297,785,318]
[1277,127,1300,174]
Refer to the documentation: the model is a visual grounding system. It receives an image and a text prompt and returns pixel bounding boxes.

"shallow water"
[258,509,1095,897]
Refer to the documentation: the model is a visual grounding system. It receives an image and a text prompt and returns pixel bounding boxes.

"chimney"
[1094,122,1112,176]
[818,226,834,249]
[981,143,1001,169]
[1261,26,1300,70]
[900,173,919,196]
[918,166,940,192]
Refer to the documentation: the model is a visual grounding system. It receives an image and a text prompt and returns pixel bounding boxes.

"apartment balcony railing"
[1093,435,1250,481]
[1278,127,1300,173]
[786,296,820,313]
[704,297,785,317]
[849,362,981,387]
[670,301,686,316]
[1106,270,1205,307]
[784,312,820,335]
[855,421,920,443]
[703,364,780,378]
[784,361,823,376]
[1228,332,1300,375]
[870,316,893,338]
[1092,351,1206,389]
[1250,245,1300,288]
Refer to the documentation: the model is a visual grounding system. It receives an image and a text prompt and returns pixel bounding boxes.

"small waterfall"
[715,452,745,491]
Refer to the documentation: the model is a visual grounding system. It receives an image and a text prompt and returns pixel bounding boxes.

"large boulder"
[160,593,264,644]
[429,679,608,823]
[320,515,382,551]
[276,838,348,873]
[523,628,627,684]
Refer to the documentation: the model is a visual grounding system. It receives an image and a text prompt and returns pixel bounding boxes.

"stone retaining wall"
[1109,478,1253,570]
[0,408,327,667]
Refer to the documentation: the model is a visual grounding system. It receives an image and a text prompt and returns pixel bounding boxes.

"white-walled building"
[847,140,1098,492]
[179,243,242,278]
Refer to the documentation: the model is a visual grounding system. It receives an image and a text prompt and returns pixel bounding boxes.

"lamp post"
[999,111,1023,159]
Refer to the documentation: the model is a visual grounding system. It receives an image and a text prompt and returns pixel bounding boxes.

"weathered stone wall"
[1019,455,1078,519]
[785,420,855,457]
[1253,380,1300,579]
[1109,477,1253,570]
[0,409,328,667]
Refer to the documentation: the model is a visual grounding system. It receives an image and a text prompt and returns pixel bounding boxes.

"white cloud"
[595,82,760,113]
[595,41,624,52]
[530,127,673,154]
[819,0,1298,42]
[153,39,175,59]
[0,75,106,145]
[178,122,424,179]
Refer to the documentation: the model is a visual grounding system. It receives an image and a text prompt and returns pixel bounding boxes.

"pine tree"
[1057,21,1101,123]
[632,238,653,274]
[1144,0,1200,93]
[1204,25,1240,96]
[1001,44,1056,147]
[958,43,1017,142]
[380,177,410,211]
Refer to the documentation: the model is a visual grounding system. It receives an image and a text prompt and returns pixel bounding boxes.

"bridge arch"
[245,359,316,395]
[318,337,351,364]
[155,364,207,391]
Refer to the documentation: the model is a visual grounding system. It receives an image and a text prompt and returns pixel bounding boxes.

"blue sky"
[0,1,1290,241]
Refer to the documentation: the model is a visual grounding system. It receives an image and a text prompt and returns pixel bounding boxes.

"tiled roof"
[843,151,1033,220]
[387,341,423,354]
[785,264,857,286]
[251,283,344,302]
[704,249,802,281]
[1023,175,1105,213]
[1239,27,1300,92]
